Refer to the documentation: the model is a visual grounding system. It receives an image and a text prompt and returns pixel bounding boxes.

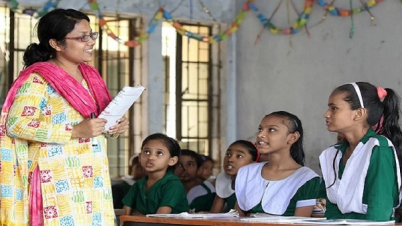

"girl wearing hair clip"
[235,111,321,217]
[320,82,402,221]
[210,140,260,213]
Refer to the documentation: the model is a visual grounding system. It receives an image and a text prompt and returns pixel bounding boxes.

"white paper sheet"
[98,86,145,132]
[146,210,239,219]
[242,215,395,225]
[293,219,395,225]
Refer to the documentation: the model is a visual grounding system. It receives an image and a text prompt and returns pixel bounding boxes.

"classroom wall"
[232,0,402,173]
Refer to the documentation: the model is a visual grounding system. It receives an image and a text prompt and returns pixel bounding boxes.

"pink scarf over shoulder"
[2,62,111,117]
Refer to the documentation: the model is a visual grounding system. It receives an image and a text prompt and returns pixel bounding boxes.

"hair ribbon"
[377,87,387,100]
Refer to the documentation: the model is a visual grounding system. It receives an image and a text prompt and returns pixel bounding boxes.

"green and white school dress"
[188,180,216,212]
[320,129,401,221]
[236,162,320,216]
[215,172,236,212]
[122,171,189,214]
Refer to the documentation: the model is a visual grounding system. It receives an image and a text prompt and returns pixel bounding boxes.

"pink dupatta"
[2,62,111,117]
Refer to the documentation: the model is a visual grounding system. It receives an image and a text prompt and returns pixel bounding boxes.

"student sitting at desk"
[320,82,402,221]
[112,155,145,209]
[197,154,215,184]
[235,111,321,217]
[210,140,260,213]
[122,133,189,215]
[175,149,216,212]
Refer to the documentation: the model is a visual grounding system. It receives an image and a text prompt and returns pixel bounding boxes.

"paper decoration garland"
[163,1,251,44]
[3,0,388,46]
[88,0,252,47]
[249,0,315,35]
[316,0,383,17]
[6,0,59,18]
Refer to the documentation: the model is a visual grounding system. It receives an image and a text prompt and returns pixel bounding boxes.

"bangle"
[107,133,119,139]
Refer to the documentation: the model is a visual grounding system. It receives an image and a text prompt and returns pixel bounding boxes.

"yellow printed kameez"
[1,73,114,226]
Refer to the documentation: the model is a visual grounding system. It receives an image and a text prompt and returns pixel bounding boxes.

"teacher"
[0,8,128,225]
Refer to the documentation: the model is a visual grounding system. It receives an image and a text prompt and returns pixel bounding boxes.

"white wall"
[233,0,402,173]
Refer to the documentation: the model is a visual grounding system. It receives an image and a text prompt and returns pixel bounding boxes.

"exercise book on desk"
[242,213,394,225]
[98,85,145,132]
[293,219,395,225]
[241,215,323,223]
[146,210,239,219]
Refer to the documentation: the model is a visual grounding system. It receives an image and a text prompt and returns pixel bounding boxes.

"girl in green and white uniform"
[235,111,321,217]
[210,140,260,213]
[122,133,189,215]
[320,82,402,221]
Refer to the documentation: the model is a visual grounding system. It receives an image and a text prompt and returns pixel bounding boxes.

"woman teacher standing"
[0,9,128,225]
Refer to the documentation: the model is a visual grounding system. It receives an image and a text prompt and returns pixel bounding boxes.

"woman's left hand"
[107,117,129,135]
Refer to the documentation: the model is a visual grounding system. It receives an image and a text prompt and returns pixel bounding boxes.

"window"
[92,16,145,177]
[162,22,222,161]
[0,6,37,105]
[0,6,143,177]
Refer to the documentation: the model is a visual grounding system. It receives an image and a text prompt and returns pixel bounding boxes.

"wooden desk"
[120,215,293,226]
[119,215,399,226]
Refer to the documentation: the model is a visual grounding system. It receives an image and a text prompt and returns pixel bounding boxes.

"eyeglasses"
[64,32,99,42]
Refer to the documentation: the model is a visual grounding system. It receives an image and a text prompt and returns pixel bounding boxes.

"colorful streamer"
[250,0,315,35]
[88,0,252,47]
[316,0,383,17]
[3,0,387,47]
[6,0,59,18]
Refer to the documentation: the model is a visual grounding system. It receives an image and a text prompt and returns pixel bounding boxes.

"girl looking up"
[320,82,402,221]
[210,140,260,213]
[235,111,320,217]
[122,133,189,215]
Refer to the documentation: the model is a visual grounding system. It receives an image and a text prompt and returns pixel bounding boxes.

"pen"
[91,112,98,147]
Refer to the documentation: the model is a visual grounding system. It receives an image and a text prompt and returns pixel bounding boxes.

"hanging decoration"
[316,0,382,22]
[3,0,387,47]
[249,0,314,35]
[88,0,251,47]
[314,0,382,38]
[164,1,250,44]
[198,0,217,22]
[349,0,355,39]
[6,0,59,18]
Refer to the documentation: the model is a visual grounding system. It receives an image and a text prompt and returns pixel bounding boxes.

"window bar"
[207,24,213,157]
[116,18,122,176]
[7,8,14,89]
[175,29,183,141]
[197,24,201,153]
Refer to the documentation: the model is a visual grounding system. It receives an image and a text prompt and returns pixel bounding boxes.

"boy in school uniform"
[175,149,216,212]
